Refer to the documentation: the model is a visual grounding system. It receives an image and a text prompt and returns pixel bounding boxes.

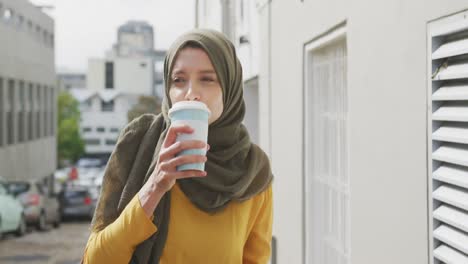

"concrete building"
[257,1,468,264]
[57,71,86,92]
[70,88,137,158]
[75,21,164,158]
[0,0,56,182]
[107,21,166,98]
[196,0,260,144]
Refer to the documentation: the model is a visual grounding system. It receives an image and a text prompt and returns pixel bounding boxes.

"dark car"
[6,180,61,230]
[59,186,96,220]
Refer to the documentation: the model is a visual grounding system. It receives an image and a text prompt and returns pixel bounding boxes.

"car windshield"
[64,190,88,199]
[7,182,31,196]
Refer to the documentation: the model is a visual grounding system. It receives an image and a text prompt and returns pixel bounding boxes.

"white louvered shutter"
[429,15,468,264]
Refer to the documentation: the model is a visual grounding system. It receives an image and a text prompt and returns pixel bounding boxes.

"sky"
[29,0,195,72]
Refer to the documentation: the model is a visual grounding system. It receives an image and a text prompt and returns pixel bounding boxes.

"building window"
[18,81,25,143]
[28,83,33,140]
[101,100,114,112]
[35,84,41,139]
[110,128,119,133]
[105,139,117,146]
[49,87,54,136]
[17,14,24,29]
[27,19,32,33]
[0,77,3,147]
[7,79,15,145]
[96,127,105,133]
[3,8,12,23]
[428,12,468,264]
[304,25,349,264]
[105,61,114,89]
[84,139,100,145]
[82,127,92,133]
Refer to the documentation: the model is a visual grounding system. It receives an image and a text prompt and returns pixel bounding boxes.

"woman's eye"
[201,78,214,82]
[173,78,185,83]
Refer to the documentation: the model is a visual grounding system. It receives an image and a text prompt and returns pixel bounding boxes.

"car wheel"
[37,212,47,231]
[15,215,27,237]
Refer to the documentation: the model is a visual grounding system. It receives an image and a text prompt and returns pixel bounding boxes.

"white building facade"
[0,0,56,182]
[196,0,260,144]
[257,1,468,264]
[75,21,163,158]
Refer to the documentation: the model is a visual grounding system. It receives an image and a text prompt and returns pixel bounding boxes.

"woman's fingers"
[159,140,207,161]
[159,155,207,171]
[172,170,207,179]
[162,124,194,148]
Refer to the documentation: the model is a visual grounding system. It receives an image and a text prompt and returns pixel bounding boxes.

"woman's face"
[169,47,224,125]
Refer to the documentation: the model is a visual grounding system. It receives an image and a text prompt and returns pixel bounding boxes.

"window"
[96,127,105,133]
[304,25,349,264]
[110,128,119,133]
[84,139,100,145]
[101,100,114,112]
[17,14,24,29]
[28,83,33,140]
[105,139,117,146]
[35,84,41,139]
[7,79,15,145]
[27,19,32,33]
[428,12,468,264]
[0,77,3,147]
[105,61,114,89]
[82,127,92,133]
[18,81,25,143]
[3,8,12,23]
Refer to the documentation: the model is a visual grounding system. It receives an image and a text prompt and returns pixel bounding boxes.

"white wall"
[0,0,56,180]
[87,57,153,95]
[258,1,468,264]
[114,57,153,95]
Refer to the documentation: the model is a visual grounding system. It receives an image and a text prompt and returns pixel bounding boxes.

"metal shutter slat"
[432,37,468,60]
[433,124,468,144]
[433,185,468,211]
[433,224,468,255]
[434,205,468,233]
[433,85,468,100]
[433,144,468,167]
[433,164,468,189]
[433,61,468,80]
[434,244,468,264]
[432,103,468,122]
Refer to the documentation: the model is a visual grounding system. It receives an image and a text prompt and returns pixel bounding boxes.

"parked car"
[59,185,96,220]
[0,180,26,239]
[5,180,61,230]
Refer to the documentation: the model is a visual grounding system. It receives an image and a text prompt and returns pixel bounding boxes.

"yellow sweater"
[83,182,273,264]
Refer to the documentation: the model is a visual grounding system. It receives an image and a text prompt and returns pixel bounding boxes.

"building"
[257,1,468,264]
[74,21,164,158]
[195,0,260,144]
[107,21,166,98]
[70,88,137,159]
[57,70,86,92]
[0,0,56,183]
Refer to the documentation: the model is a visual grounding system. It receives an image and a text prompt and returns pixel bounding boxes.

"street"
[0,221,90,264]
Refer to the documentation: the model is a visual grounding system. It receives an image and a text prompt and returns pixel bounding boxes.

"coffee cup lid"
[168,101,211,117]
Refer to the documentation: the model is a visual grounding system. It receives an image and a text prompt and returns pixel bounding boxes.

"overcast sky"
[30,0,195,72]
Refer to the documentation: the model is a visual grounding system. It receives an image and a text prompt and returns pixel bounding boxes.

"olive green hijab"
[91,29,273,264]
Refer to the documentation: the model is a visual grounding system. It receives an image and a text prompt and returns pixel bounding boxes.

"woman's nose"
[185,82,201,101]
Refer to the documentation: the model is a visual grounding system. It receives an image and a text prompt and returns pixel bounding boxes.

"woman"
[83,29,274,264]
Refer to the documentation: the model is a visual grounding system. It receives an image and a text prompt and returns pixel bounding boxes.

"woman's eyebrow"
[199,70,216,74]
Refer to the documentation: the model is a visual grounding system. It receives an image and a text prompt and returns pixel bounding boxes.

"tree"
[127,95,162,123]
[57,91,85,167]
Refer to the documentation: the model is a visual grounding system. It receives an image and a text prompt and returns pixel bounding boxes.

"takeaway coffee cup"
[168,101,211,171]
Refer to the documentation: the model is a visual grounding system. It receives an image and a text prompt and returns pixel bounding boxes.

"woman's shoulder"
[123,113,160,133]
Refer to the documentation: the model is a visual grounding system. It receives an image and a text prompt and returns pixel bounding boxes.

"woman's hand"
[138,124,209,217]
